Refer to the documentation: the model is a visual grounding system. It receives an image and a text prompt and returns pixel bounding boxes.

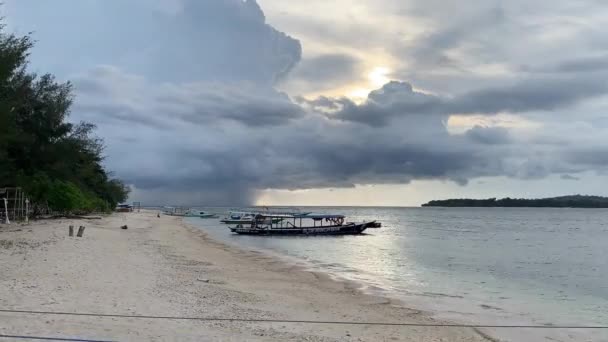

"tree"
[0,21,129,213]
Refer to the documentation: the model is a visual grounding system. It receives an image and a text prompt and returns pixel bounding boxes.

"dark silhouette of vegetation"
[422,195,608,208]
[0,22,129,213]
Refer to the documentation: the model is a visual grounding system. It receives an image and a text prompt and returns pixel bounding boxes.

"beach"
[0,210,491,341]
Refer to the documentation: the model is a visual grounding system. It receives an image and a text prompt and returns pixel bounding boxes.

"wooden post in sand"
[69,225,74,237]
[3,198,9,224]
[25,198,29,224]
[76,225,85,237]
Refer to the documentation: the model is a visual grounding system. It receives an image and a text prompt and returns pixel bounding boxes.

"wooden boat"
[220,217,284,224]
[220,211,283,224]
[229,214,380,235]
[115,204,133,212]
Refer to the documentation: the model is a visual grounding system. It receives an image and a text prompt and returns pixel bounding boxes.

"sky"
[3,0,608,206]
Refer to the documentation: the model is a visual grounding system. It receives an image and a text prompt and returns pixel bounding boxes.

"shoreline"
[0,210,493,341]
[181,218,503,342]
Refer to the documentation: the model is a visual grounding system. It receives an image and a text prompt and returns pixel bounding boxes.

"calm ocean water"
[186,207,608,341]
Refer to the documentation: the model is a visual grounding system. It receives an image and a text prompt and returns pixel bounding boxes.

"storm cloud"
[73,66,304,128]
[318,75,608,127]
[6,0,301,85]
[281,53,363,94]
[5,0,608,205]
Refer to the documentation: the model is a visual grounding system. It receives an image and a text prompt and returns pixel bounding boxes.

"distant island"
[422,195,608,208]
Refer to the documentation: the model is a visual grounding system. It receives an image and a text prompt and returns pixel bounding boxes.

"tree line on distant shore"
[0,21,129,214]
[422,195,608,208]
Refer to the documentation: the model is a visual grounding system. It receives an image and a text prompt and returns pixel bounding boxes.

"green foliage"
[19,172,52,203]
[47,181,86,212]
[102,179,130,208]
[0,21,129,214]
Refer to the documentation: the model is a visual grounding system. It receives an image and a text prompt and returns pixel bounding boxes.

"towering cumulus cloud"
[6,0,303,205]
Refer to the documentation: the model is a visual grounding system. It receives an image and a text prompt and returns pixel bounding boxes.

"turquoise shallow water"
[186,207,608,341]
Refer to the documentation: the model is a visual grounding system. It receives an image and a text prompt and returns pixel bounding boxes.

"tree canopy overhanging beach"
[0,21,128,213]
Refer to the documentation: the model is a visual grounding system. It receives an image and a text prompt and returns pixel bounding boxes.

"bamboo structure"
[0,187,29,223]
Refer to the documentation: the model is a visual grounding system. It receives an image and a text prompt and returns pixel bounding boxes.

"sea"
[185,207,608,341]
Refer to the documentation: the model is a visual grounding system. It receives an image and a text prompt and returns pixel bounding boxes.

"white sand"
[0,211,494,341]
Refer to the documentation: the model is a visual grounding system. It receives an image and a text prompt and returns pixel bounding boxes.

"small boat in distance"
[185,210,219,218]
[229,213,381,235]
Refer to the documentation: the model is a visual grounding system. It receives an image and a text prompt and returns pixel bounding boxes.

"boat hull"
[230,222,374,235]
[221,219,252,224]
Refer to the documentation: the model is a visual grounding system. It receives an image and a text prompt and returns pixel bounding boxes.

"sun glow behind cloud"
[347,66,392,102]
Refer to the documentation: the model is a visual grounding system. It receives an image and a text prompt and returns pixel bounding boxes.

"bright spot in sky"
[348,88,371,101]
[347,66,392,103]
[368,67,390,87]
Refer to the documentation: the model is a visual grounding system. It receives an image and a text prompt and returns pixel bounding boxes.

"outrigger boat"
[220,211,285,224]
[220,212,255,224]
[220,216,285,224]
[229,213,381,235]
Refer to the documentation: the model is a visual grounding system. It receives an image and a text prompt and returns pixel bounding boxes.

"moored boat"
[163,206,187,216]
[162,207,217,218]
[220,211,284,224]
[220,217,284,224]
[185,210,219,218]
[229,213,380,235]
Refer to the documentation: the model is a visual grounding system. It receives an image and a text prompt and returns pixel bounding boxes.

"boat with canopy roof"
[229,213,381,235]
[220,208,311,225]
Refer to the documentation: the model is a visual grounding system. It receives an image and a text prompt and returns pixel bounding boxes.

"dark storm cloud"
[73,66,304,127]
[72,63,608,205]
[160,0,302,84]
[532,55,608,73]
[156,84,304,127]
[324,76,608,126]
[7,0,301,85]
[407,5,507,70]
[565,148,608,167]
[465,126,511,145]
[451,76,608,114]
[291,141,479,187]
[561,174,580,181]
[328,81,443,126]
[84,70,496,195]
